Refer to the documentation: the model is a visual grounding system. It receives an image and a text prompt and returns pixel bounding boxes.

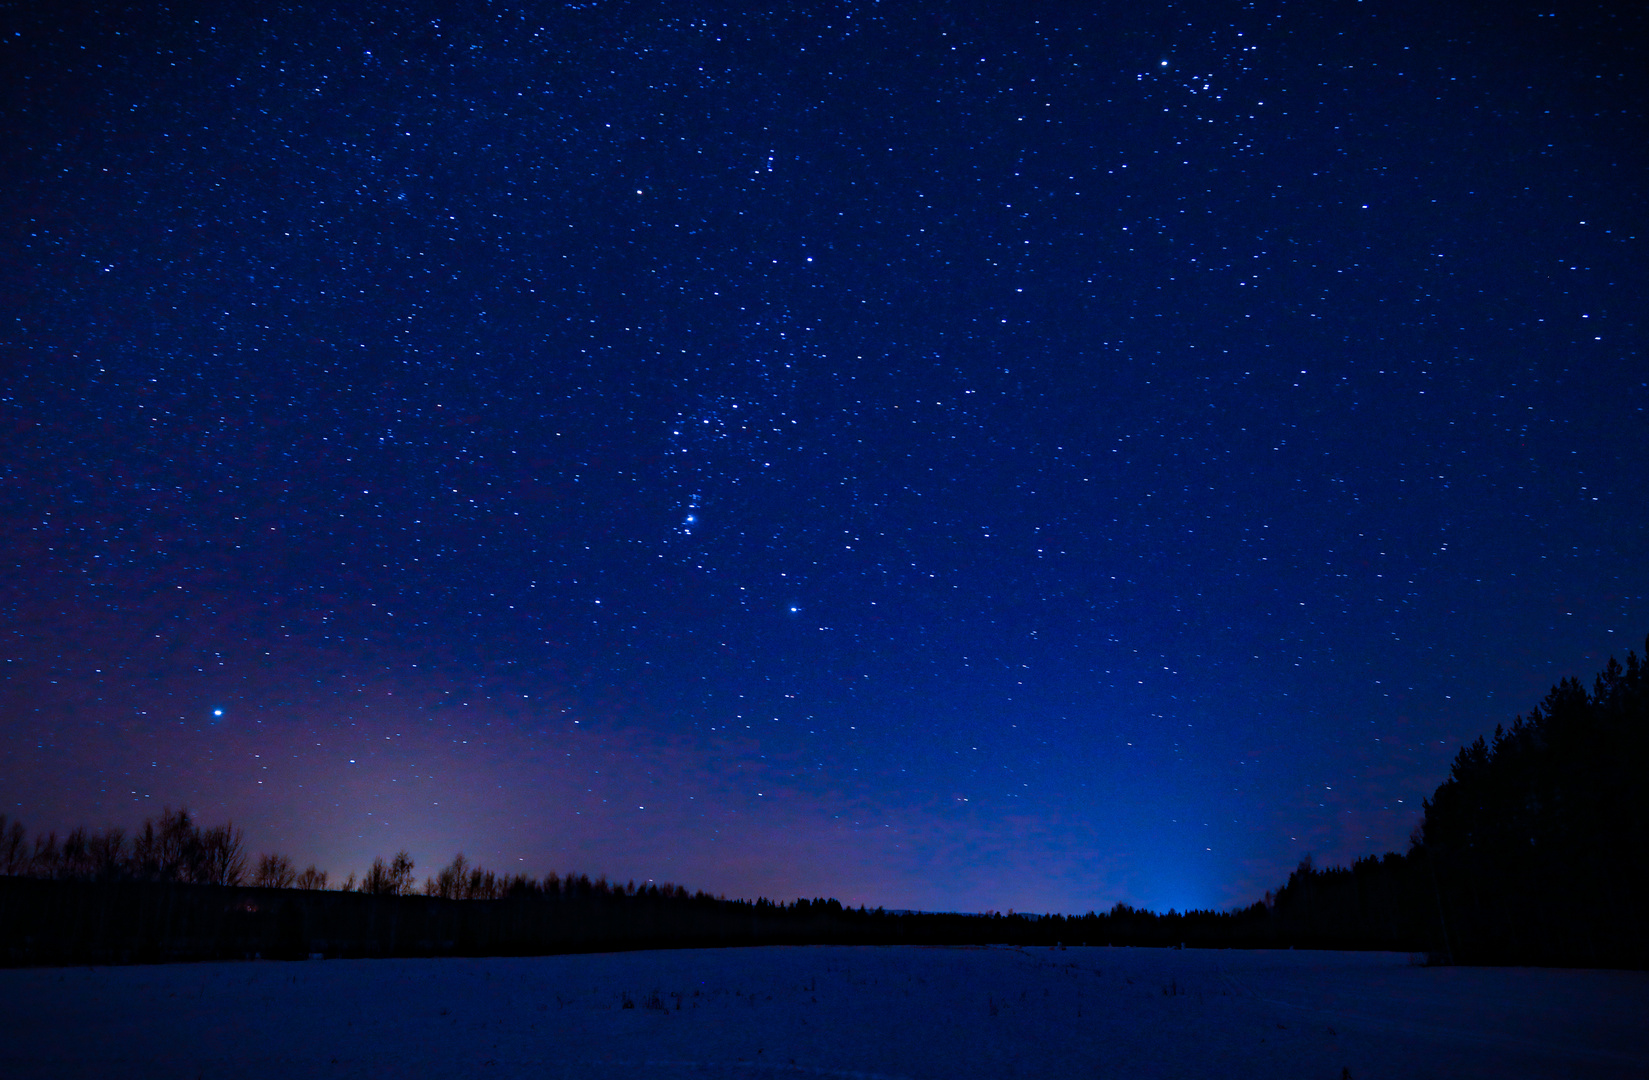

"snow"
[2,946,1644,1078]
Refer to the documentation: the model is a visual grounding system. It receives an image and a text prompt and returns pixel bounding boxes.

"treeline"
[3,639,1644,967]
[0,810,707,906]
[1261,637,1649,968]
[0,871,1350,967]
[0,819,1299,964]
[1,806,255,886]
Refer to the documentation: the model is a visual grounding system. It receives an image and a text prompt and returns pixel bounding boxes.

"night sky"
[4,2,1644,915]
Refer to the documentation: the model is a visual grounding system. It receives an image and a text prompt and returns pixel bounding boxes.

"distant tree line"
[1,806,254,887]
[2,638,1643,967]
[0,811,706,905]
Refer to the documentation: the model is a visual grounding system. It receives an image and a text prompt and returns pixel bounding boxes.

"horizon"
[8,632,1638,920]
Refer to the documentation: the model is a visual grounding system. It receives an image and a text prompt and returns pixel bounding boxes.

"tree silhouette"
[294,864,329,890]
[428,852,469,899]
[197,823,247,886]
[363,850,416,896]
[87,828,127,881]
[254,853,298,889]
[30,831,60,878]
[1266,635,1649,965]
[0,816,27,875]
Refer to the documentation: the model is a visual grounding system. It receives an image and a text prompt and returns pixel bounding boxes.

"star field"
[2,2,1644,914]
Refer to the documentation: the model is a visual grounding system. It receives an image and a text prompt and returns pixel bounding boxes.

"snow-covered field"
[3,945,1644,1078]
